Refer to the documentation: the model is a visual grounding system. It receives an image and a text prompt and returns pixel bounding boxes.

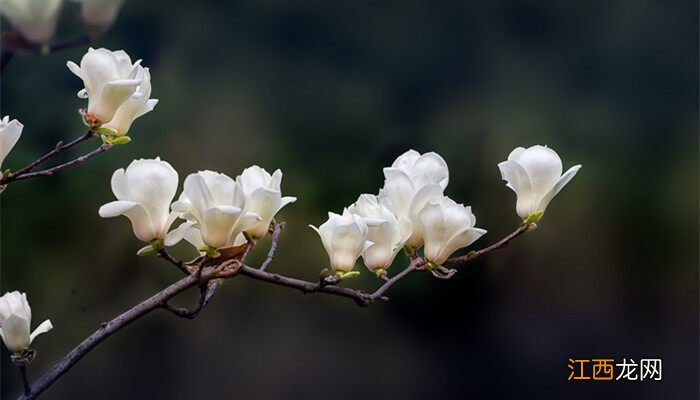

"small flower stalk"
[498,145,581,221]
[0,291,53,354]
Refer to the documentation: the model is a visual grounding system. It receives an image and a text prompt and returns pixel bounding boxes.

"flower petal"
[29,319,53,344]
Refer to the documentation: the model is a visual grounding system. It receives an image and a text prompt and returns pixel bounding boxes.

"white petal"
[164,221,195,247]
[98,200,138,218]
[0,314,30,351]
[29,319,53,344]
[517,145,563,195]
[536,164,582,214]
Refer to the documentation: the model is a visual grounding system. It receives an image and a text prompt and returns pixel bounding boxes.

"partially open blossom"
[348,194,410,273]
[498,145,581,220]
[414,197,487,265]
[166,171,261,250]
[0,116,23,169]
[379,171,443,250]
[67,48,143,125]
[235,166,296,241]
[100,66,158,136]
[0,0,62,43]
[99,158,179,243]
[310,209,372,272]
[388,149,449,190]
[378,150,450,249]
[73,0,125,31]
[0,291,53,353]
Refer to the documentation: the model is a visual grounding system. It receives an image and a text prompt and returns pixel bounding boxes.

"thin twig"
[17,267,217,400]
[3,131,96,183]
[260,223,284,271]
[18,225,528,399]
[5,142,112,183]
[48,35,90,53]
[157,249,189,276]
[1,34,90,72]
[19,366,30,396]
[442,224,530,266]
[161,281,220,319]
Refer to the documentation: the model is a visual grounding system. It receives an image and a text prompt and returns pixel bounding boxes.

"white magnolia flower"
[378,149,450,249]
[498,145,582,220]
[389,149,449,189]
[414,197,487,265]
[0,291,53,353]
[0,116,23,169]
[235,166,296,241]
[0,0,62,43]
[100,65,157,136]
[98,158,179,243]
[166,171,261,250]
[73,0,125,30]
[348,194,410,273]
[67,48,143,125]
[309,209,372,272]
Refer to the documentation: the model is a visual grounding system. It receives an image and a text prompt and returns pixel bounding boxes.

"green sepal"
[102,134,131,145]
[373,268,387,278]
[137,245,156,257]
[198,245,221,258]
[523,211,543,224]
[335,271,360,280]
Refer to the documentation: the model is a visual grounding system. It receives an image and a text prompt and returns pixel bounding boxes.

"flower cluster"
[0,0,126,44]
[98,159,296,256]
[310,150,487,277]
[0,45,583,361]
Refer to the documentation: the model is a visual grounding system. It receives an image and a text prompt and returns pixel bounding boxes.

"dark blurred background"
[1,0,697,399]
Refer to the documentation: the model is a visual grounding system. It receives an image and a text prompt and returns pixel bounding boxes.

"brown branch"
[1,33,90,72]
[259,223,284,271]
[2,141,112,185]
[157,249,189,276]
[18,224,529,399]
[161,281,220,319]
[442,224,530,266]
[2,131,96,183]
[18,367,30,395]
[17,265,227,400]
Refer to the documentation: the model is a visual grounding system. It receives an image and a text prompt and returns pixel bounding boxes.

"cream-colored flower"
[498,145,581,220]
[166,171,261,250]
[99,158,179,242]
[309,209,372,272]
[0,0,62,43]
[348,194,410,273]
[236,166,296,241]
[414,196,487,265]
[0,116,23,169]
[0,291,53,353]
[67,48,143,125]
